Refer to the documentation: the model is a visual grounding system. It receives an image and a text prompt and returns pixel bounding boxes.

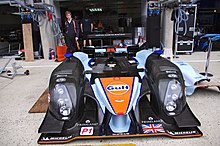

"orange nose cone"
[100,77,134,115]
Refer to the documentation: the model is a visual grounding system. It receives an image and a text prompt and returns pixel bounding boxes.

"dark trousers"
[65,36,76,53]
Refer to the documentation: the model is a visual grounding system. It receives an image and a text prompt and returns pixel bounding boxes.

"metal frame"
[200,38,214,79]
[0,57,29,79]
[8,42,21,53]
[0,58,12,74]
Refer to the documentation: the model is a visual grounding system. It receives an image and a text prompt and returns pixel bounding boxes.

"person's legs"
[83,40,86,47]
[83,32,88,47]
[65,36,71,53]
[66,36,76,53]
[89,39,92,46]
[86,31,92,46]
[76,41,80,50]
[70,36,77,53]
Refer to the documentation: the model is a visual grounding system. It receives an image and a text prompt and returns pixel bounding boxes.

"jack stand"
[199,39,214,79]
[7,62,30,79]
[0,57,29,79]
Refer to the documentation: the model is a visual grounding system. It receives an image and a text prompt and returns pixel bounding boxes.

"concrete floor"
[0,52,220,146]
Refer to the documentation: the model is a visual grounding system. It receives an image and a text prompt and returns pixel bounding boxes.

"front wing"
[38,95,202,144]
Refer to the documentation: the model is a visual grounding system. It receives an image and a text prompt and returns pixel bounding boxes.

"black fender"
[145,53,200,127]
[39,57,86,133]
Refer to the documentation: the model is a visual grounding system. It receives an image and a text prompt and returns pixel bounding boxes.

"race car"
[38,45,202,144]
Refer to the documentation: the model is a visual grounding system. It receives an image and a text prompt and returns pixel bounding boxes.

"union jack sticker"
[142,123,165,134]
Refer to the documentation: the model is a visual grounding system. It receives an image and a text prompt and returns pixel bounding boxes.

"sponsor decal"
[100,77,133,114]
[42,137,50,141]
[166,130,197,136]
[114,99,125,103]
[112,133,130,136]
[80,127,94,135]
[148,117,154,121]
[142,124,165,134]
[142,117,162,124]
[166,70,177,74]
[76,123,98,126]
[106,81,130,95]
[42,135,72,141]
[142,120,162,124]
[85,120,90,124]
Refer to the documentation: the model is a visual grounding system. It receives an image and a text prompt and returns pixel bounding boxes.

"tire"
[7,70,12,76]
[24,70,30,75]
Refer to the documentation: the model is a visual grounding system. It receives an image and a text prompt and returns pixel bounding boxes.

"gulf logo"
[106,81,130,95]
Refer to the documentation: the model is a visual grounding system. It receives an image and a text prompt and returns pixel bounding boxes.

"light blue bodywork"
[72,49,206,133]
[173,61,207,96]
[73,50,153,133]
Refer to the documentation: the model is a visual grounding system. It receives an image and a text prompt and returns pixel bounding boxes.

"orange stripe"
[38,133,202,144]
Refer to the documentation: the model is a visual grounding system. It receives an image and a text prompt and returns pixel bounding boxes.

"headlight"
[170,84,178,90]
[60,106,71,116]
[159,79,183,116]
[57,88,64,95]
[50,84,73,120]
[171,93,179,100]
[166,101,177,112]
[57,98,71,116]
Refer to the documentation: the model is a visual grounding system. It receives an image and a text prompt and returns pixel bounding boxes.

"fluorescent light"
[89,8,102,12]
[11,12,22,15]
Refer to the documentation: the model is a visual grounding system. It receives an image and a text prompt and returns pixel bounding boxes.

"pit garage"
[0,0,220,146]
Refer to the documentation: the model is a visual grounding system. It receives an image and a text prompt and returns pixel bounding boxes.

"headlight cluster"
[53,84,73,120]
[163,79,183,116]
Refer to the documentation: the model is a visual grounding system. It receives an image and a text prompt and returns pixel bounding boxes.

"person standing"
[64,11,78,54]
[74,15,80,50]
[81,15,93,47]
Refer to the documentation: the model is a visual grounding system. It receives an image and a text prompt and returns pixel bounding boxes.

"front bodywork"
[38,47,202,144]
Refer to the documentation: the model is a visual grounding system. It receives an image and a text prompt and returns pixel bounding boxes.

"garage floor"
[0,52,220,146]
